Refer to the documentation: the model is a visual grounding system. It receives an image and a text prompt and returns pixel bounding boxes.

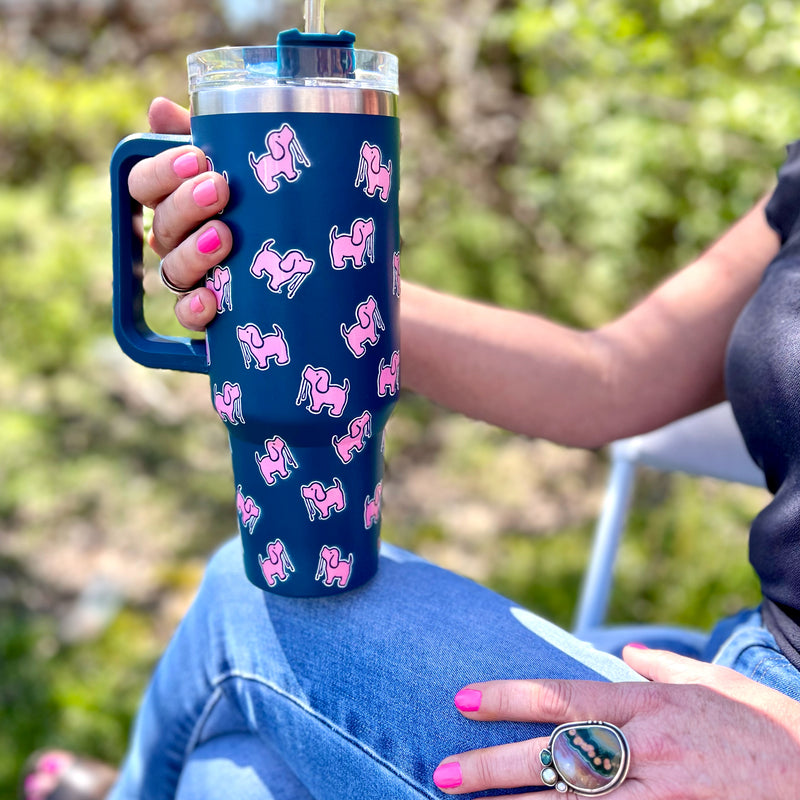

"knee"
[196,537,249,602]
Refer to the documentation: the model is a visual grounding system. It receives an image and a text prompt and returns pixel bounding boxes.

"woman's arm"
[401,196,779,448]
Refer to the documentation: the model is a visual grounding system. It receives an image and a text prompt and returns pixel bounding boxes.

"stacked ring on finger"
[159,259,190,295]
[539,721,630,796]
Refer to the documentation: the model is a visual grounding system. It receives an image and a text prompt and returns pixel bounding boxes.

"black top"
[725,140,800,670]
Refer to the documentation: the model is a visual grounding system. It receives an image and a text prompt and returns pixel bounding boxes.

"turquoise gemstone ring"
[539,721,630,796]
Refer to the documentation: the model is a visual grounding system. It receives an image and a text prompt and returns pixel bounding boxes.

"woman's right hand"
[128,96,230,332]
[434,645,800,799]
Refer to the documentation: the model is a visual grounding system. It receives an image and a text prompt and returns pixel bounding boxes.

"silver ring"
[540,721,630,796]
[158,259,188,295]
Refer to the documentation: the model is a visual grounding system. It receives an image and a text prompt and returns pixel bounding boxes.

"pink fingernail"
[454,688,482,712]
[433,761,462,789]
[627,642,649,650]
[173,152,199,178]
[190,294,205,314]
[193,178,218,207]
[197,227,221,254]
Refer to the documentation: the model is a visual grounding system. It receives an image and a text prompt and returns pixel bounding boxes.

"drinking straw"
[304,0,325,33]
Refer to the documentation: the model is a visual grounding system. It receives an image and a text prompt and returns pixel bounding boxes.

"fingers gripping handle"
[111,133,209,374]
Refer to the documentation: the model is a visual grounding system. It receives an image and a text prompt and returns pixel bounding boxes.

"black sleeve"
[765,140,800,244]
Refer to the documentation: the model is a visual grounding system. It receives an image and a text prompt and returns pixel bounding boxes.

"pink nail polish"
[190,294,205,314]
[173,152,199,178]
[454,688,482,712]
[193,178,218,207]
[197,227,221,254]
[627,642,649,650]
[433,761,462,789]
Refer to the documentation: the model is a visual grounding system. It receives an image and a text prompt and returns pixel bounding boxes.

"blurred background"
[1,0,797,792]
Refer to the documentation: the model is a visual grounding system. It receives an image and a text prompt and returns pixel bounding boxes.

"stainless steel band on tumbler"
[192,87,397,117]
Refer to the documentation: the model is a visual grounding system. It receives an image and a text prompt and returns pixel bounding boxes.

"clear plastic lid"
[188,44,398,96]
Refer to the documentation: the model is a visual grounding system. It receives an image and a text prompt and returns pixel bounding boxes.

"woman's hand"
[127,97,229,331]
[434,645,800,799]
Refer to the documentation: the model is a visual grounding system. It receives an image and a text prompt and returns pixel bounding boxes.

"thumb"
[622,643,714,685]
[148,96,190,135]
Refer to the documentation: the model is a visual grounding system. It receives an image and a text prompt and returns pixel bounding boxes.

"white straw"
[304,0,325,33]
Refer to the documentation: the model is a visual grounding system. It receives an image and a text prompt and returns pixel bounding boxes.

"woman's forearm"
[400,282,618,447]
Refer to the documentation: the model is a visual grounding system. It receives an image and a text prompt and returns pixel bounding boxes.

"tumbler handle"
[111,133,209,374]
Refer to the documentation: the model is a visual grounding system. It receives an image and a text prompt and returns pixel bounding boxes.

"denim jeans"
[107,539,797,799]
[708,607,800,701]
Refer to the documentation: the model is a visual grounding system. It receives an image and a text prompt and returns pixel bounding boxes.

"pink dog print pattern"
[301,478,346,521]
[329,217,376,269]
[392,251,401,297]
[236,484,261,535]
[315,545,353,589]
[364,482,383,529]
[341,295,385,358]
[237,323,291,371]
[259,538,295,587]
[332,410,372,464]
[255,435,298,486]
[214,381,245,425]
[250,238,315,299]
[355,141,392,202]
[206,266,232,312]
[377,351,400,397]
[192,113,398,595]
[249,124,310,194]
[295,365,350,417]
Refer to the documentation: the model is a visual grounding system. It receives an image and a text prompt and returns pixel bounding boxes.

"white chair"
[573,402,766,657]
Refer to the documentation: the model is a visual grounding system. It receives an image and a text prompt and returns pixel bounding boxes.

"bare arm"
[401,195,780,447]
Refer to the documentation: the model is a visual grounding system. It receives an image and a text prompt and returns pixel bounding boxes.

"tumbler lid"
[188,40,397,97]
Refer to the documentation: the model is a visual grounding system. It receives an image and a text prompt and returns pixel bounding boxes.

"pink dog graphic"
[296,365,350,417]
[214,381,245,425]
[250,239,314,299]
[259,538,294,587]
[301,478,346,521]
[332,410,372,464]
[237,323,290,370]
[377,351,400,397]
[206,266,232,312]
[249,124,310,194]
[236,484,261,534]
[364,482,383,529]
[329,218,375,269]
[315,545,353,589]
[355,141,391,202]
[341,295,385,358]
[392,251,401,297]
[255,435,298,485]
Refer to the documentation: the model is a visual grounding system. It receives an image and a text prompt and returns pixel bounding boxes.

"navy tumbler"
[111,29,400,595]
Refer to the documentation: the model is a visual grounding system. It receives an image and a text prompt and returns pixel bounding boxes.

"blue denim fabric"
[708,607,800,702]
[108,539,641,800]
[108,540,800,799]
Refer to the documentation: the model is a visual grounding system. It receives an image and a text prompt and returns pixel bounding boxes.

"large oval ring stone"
[551,724,625,793]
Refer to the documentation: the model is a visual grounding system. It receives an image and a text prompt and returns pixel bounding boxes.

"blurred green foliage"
[1,0,798,794]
